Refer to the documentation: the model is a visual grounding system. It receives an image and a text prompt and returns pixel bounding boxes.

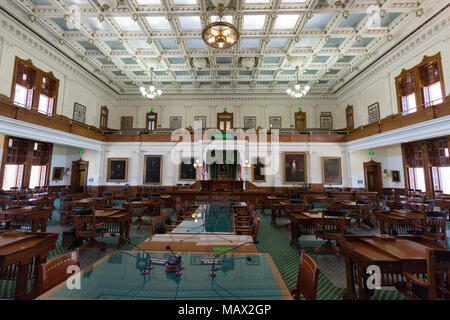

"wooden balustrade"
[0,94,449,144]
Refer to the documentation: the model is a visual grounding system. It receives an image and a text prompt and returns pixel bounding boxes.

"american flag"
[202,160,206,180]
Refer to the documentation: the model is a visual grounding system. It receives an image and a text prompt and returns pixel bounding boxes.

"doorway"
[294,110,306,131]
[71,159,89,193]
[363,160,382,193]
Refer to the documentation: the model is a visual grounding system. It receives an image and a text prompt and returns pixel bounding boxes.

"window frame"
[10,57,60,115]
[395,52,445,115]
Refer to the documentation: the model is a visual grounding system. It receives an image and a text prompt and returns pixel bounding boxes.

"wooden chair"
[315,210,348,259]
[235,215,260,242]
[73,209,106,249]
[415,211,448,248]
[290,250,320,300]
[38,249,80,295]
[60,197,74,224]
[151,216,166,234]
[352,200,373,230]
[404,249,450,300]
[161,211,179,231]
[0,213,13,230]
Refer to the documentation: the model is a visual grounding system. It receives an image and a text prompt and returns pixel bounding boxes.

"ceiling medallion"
[202,3,239,49]
[286,66,310,99]
[140,68,162,100]
[97,0,119,11]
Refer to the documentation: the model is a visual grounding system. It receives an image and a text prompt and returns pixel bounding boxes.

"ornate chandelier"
[202,2,239,49]
[140,68,162,99]
[286,66,310,98]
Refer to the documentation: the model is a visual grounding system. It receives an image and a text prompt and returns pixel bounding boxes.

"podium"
[200,179,244,191]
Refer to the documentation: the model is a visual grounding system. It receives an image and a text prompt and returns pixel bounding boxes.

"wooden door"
[146,111,157,131]
[120,116,133,130]
[346,105,354,131]
[71,159,89,193]
[364,160,382,193]
[100,106,108,130]
[217,111,233,131]
[294,111,306,131]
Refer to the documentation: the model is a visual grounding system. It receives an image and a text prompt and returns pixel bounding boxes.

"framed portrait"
[391,170,401,182]
[269,116,281,129]
[283,152,307,184]
[244,116,256,130]
[170,116,182,129]
[144,155,162,184]
[322,157,342,185]
[251,157,266,182]
[194,116,206,130]
[52,167,64,181]
[368,102,380,123]
[179,157,197,181]
[320,112,333,130]
[107,158,128,182]
[73,102,86,124]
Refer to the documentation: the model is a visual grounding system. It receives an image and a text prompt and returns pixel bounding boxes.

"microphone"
[209,241,258,277]
[109,233,153,272]
[166,245,182,276]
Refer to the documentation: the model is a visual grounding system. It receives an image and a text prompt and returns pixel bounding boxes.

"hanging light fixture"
[202,2,239,49]
[139,67,162,99]
[286,66,310,98]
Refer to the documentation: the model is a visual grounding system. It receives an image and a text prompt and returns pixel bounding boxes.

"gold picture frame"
[52,167,64,181]
[282,152,307,184]
[179,157,197,181]
[107,158,128,182]
[144,155,163,185]
[251,157,266,182]
[322,157,342,185]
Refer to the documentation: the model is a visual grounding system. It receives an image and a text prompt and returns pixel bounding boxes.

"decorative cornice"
[347,115,450,151]
[0,9,120,97]
[336,5,450,99]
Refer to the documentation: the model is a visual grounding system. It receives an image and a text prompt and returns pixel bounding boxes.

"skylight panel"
[243,15,266,30]
[113,17,142,32]
[136,0,161,4]
[146,16,172,30]
[173,0,197,4]
[305,13,333,29]
[186,39,205,49]
[83,17,110,31]
[178,16,202,30]
[241,38,260,49]
[273,15,299,30]
[210,16,233,24]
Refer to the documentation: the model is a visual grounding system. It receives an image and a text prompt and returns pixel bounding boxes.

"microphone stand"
[210,241,257,277]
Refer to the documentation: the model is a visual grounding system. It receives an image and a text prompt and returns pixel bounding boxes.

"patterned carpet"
[254,210,406,300]
[2,201,444,300]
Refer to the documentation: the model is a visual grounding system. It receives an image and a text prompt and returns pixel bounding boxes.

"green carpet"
[254,211,406,300]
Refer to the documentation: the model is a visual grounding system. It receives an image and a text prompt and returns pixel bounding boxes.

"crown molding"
[116,93,337,103]
[335,4,450,98]
[0,8,121,96]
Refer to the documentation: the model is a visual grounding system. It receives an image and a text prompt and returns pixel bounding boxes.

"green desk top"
[39,252,289,300]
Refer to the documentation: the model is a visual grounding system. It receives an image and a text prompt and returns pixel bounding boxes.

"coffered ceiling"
[0,0,442,96]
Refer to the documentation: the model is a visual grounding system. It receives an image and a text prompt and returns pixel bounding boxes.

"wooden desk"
[141,234,257,252]
[266,196,287,226]
[2,206,52,232]
[94,209,132,247]
[0,231,58,299]
[75,198,98,207]
[375,211,424,235]
[338,235,445,300]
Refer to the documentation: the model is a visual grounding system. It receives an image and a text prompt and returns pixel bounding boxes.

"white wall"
[110,97,341,131]
[336,8,450,128]
[349,144,405,189]
[49,145,82,186]
[0,14,118,129]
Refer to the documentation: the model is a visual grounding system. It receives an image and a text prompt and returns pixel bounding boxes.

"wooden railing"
[346,96,450,141]
[0,94,104,141]
[0,94,449,144]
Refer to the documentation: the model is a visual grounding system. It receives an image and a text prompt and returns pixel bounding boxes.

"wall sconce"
[383,169,389,178]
